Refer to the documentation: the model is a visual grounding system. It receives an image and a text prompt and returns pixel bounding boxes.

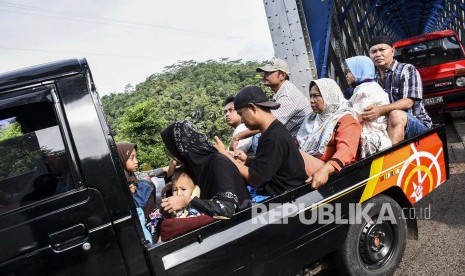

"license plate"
[424,96,444,106]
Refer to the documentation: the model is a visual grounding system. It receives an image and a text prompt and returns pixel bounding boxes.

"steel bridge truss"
[263,0,465,95]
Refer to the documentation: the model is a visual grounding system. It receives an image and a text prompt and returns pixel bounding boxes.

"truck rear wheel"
[334,195,407,275]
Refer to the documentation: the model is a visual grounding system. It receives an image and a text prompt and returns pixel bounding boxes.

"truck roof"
[0,58,88,93]
[393,30,458,48]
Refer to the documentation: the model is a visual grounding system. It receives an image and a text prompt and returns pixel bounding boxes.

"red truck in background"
[393,30,465,113]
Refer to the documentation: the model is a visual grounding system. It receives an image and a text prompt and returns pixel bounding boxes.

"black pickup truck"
[0,59,449,275]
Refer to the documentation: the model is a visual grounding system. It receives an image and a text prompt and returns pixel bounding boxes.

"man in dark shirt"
[214,86,308,196]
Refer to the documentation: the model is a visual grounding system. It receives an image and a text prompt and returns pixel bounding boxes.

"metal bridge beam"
[263,0,465,91]
[262,0,319,96]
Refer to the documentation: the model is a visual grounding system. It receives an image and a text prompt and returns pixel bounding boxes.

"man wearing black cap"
[214,86,307,196]
[366,36,432,144]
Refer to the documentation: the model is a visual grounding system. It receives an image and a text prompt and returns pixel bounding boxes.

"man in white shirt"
[257,58,311,138]
[229,58,311,150]
[223,96,252,152]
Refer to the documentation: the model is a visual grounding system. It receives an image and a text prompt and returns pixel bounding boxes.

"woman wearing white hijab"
[345,56,392,158]
[297,78,362,188]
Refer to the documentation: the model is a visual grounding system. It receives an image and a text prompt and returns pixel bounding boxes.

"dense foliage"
[0,122,21,142]
[0,130,42,181]
[101,59,268,168]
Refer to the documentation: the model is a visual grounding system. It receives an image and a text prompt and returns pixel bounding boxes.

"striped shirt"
[271,80,311,138]
[375,60,432,128]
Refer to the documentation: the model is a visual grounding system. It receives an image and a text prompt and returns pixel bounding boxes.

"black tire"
[334,195,407,276]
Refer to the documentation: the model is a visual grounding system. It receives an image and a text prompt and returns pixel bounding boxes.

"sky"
[0,0,274,96]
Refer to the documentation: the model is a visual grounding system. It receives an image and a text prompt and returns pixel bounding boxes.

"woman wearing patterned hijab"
[296,78,362,188]
[160,120,251,218]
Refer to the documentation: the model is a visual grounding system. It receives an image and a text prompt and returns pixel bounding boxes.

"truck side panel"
[147,127,449,275]
[55,72,152,275]
[0,80,129,275]
[358,131,448,204]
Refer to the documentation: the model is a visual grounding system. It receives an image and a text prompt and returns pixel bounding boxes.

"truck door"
[0,87,127,275]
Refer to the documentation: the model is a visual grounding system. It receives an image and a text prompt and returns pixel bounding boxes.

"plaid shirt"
[271,80,311,138]
[375,60,432,128]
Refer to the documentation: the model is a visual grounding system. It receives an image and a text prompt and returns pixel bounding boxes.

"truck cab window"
[394,35,465,68]
[0,101,74,214]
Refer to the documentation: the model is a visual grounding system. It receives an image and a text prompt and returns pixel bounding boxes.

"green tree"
[0,122,21,142]
[115,99,169,168]
[102,58,268,168]
[0,130,42,180]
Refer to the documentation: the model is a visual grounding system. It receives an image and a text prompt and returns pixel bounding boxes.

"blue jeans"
[136,207,153,243]
[247,186,270,203]
[405,113,428,139]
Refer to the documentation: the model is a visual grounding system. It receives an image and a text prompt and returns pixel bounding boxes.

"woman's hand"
[214,137,239,161]
[161,196,191,214]
[311,163,334,189]
[213,136,227,154]
[233,150,247,163]
[164,158,177,177]
[229,136,239,151]
[129,183,137,194]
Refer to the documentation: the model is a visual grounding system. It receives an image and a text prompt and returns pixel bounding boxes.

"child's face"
[172,173,195,197]
[125,149,138,173]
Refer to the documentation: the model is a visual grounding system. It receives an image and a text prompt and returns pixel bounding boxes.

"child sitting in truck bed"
[170,167,202,218]
[116,142,156,243]
[116,142,156,216]
[147,167,206,242]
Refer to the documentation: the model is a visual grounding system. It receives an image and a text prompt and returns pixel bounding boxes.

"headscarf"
[345,56,376,85]
[160,121,216,182]
[117,142,155,214]
[116,142,138,183]
[296,78,353,156]
[161,120,250,208]
[346,56,392,158]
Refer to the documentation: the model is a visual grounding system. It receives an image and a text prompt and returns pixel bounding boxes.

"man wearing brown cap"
[214,86,307,196]
[366,36,432,144]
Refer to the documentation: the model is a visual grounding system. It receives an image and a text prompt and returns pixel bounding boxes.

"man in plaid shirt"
[365,36,432,144]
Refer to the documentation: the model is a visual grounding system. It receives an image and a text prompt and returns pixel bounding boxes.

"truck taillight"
[455,68,465,74]
[456,77,465,87]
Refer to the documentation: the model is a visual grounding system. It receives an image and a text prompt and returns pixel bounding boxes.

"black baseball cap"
[234,86,280,110]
